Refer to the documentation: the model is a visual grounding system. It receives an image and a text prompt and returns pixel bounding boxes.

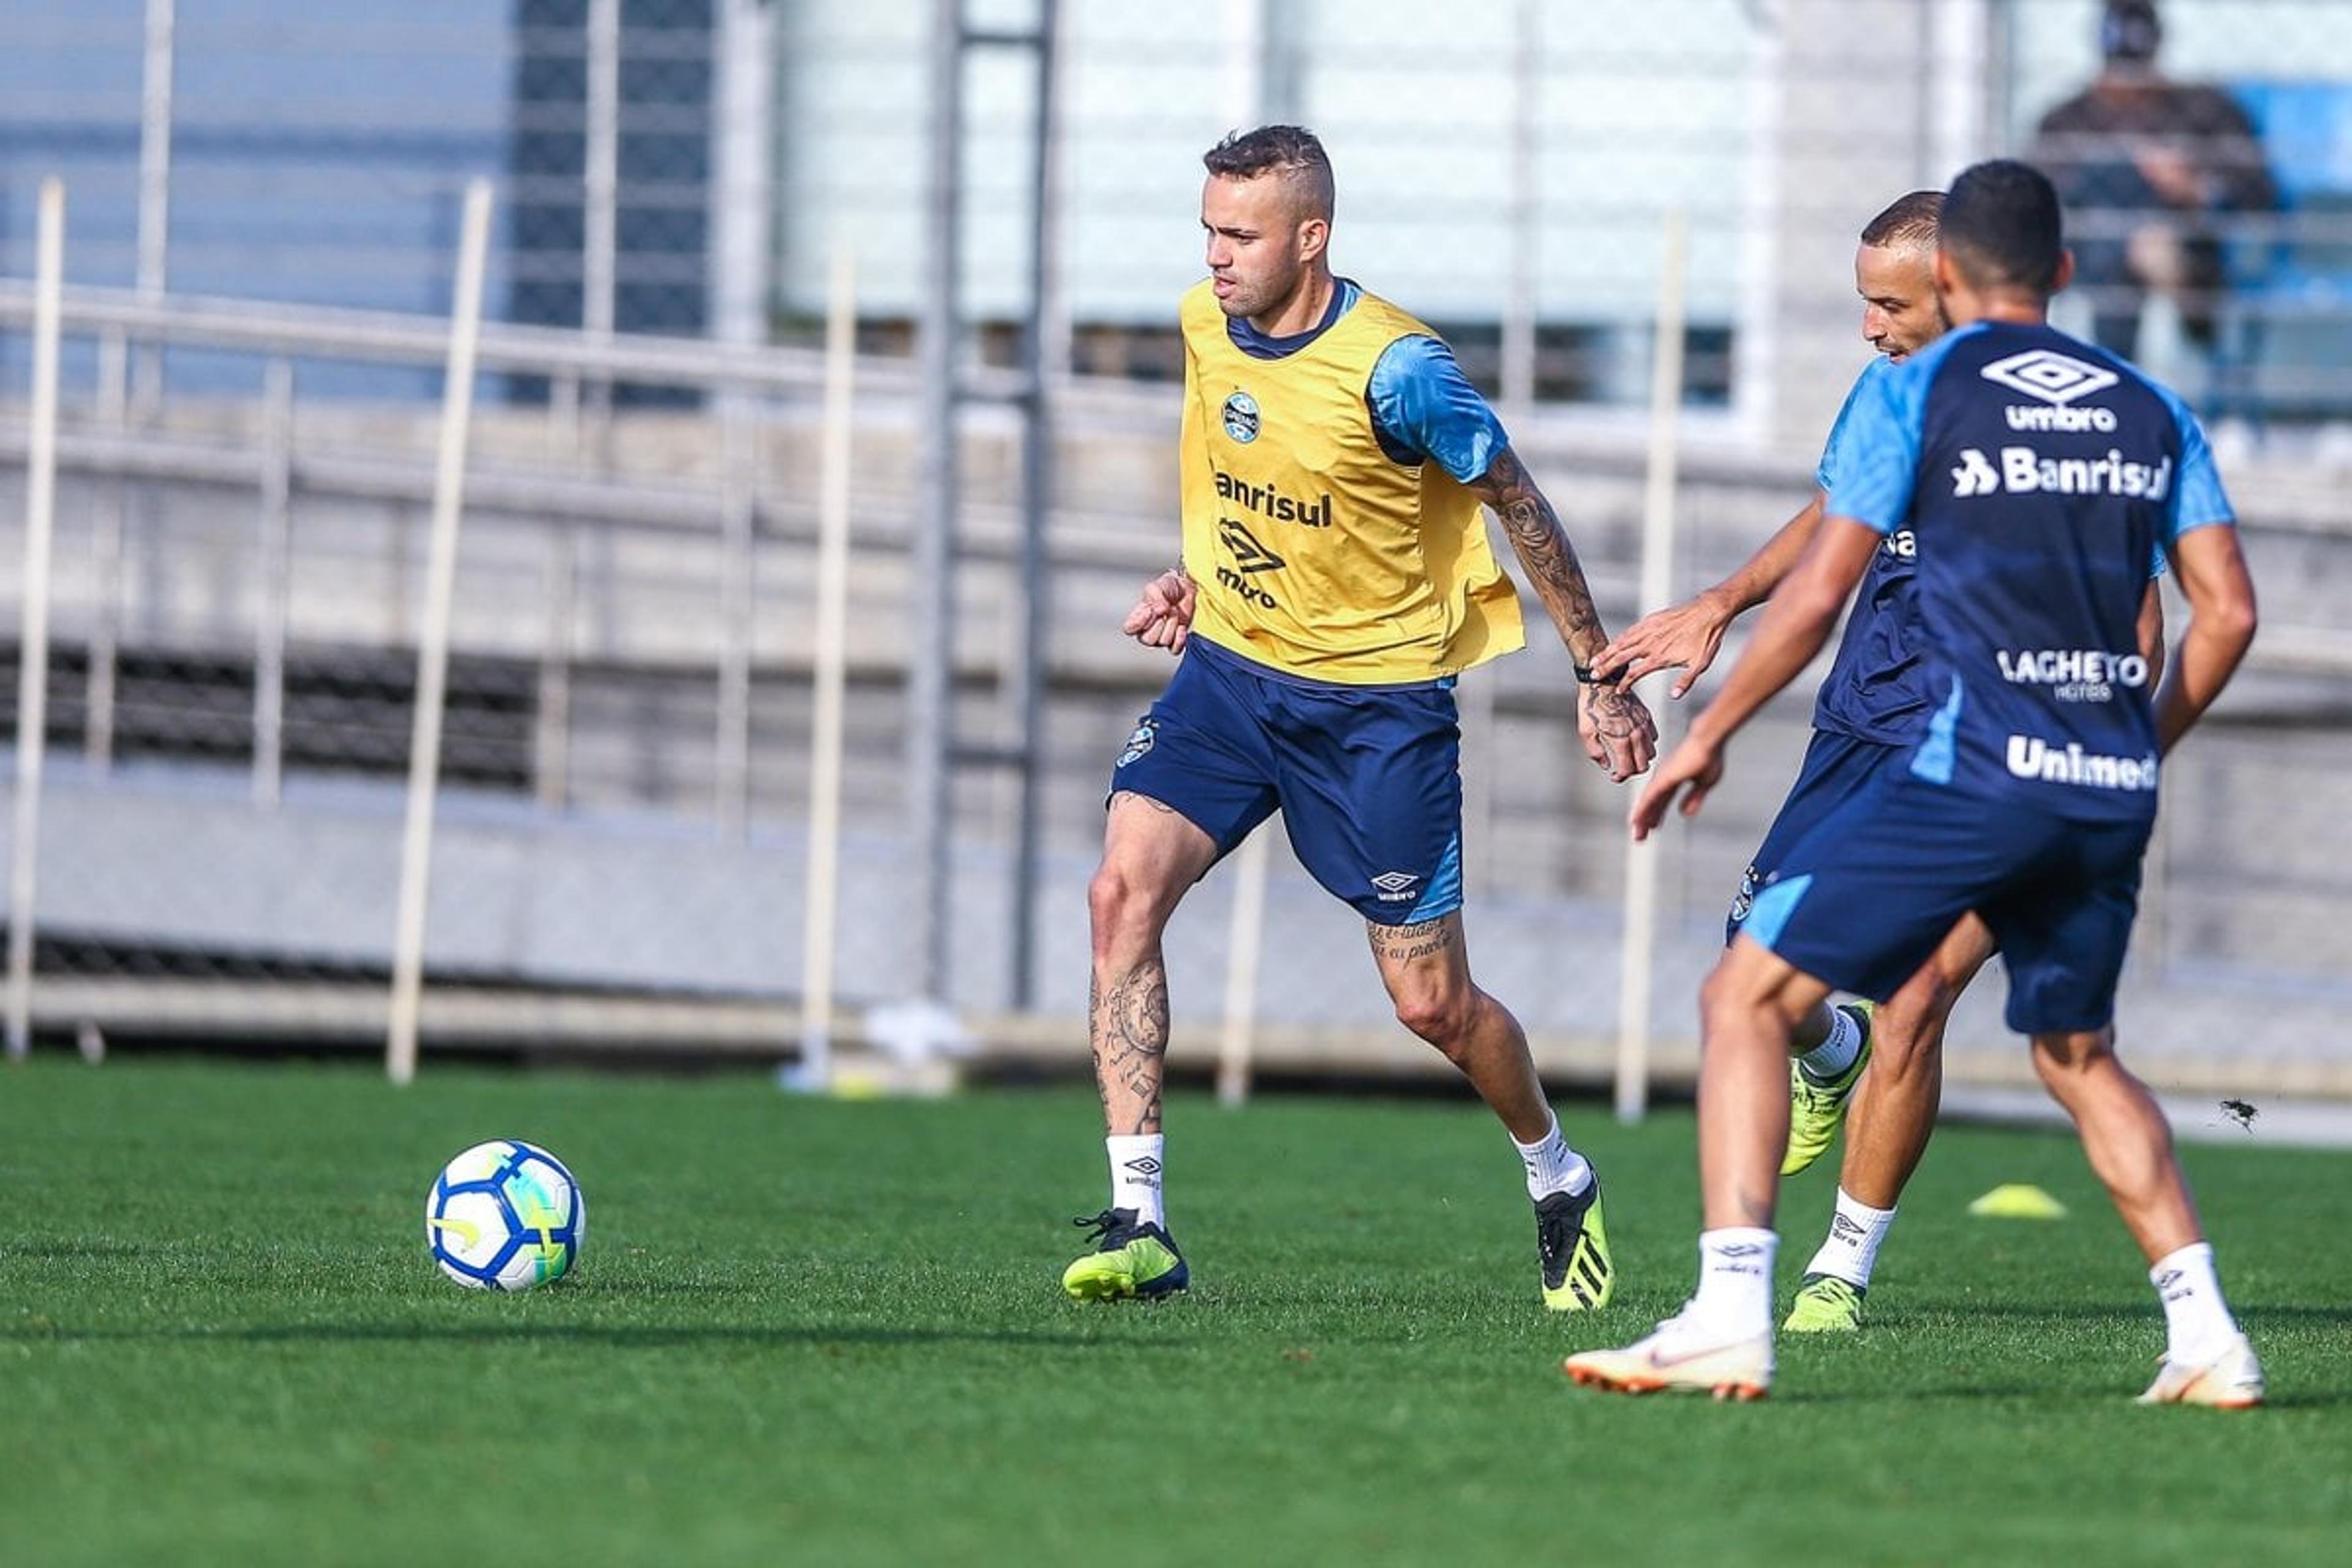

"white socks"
[1680,1227,1779,1340]
[1803,1188,1898,1289]
[1796,1004,1864,1085]
[1512,1114,1594,1203]
[1106,1134,1165,1227]
[2151,1241,2241,1363]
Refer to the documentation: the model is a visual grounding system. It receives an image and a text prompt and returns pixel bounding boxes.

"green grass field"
[2,1058,2345,1566]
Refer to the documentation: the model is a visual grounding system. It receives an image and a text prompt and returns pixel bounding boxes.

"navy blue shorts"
[1108,638,1463,925]
[1741,773,2152,1035]
[1727,729,1901,945]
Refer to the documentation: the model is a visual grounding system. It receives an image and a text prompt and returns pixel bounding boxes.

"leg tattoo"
[1091,957,1169,1135]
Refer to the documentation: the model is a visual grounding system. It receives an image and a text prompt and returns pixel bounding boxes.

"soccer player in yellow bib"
[1063,126,1657,1309]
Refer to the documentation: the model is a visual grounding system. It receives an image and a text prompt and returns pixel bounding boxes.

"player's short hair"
[1203,125,1336,225]
[2101,0,2162,63]
[1860,190,1943,251]
[1940,159,2065,295]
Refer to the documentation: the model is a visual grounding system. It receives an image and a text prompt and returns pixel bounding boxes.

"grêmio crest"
[1221,390,1261,443]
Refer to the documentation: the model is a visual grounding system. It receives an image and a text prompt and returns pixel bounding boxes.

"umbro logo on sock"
[1831,1215,1867,1242]
[1122,1156,1164,1179]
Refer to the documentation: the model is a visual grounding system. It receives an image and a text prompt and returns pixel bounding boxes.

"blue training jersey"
[1226,278,1508,483]
[1826,320,2236,823]
[1809,358,1929,744]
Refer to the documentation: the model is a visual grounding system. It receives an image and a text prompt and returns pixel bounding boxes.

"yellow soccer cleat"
[1562,1314,1773,1401]
[1782,1273,1866,1333]
[1536,1179,1615,1311]
[1061,1208,1189,1302]
[1784,1001,1875,1177]
[2136,1334,2264,1409]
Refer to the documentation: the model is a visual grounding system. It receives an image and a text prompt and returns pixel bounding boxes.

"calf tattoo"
[1091,957,1169,1134]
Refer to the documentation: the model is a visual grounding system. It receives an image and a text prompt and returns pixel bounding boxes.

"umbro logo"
[1831,1214,1867,1242]
[1121,1156,1164,1178]
[1370,870,1421,903]
[1218,518,1287,573]
[1980,348,2118,405]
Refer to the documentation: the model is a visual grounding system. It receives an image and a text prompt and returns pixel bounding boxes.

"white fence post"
[6,179,66,1064]
[1615,209,1689,1124]
[386,178,495,1086]
[794,249,858,1092]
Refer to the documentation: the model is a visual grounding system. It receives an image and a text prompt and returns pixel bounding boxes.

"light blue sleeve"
[1366,335,1510,484]
[1823,354,1934,535]
[2158,383,2237,541]
[1814,359,1887,493]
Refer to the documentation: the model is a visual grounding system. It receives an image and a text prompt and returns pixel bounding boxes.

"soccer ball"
[425,1139,586,1291]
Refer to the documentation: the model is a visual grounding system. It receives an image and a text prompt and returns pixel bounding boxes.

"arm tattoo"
[1467,447,1607,662]
[1090,958,1169,1135]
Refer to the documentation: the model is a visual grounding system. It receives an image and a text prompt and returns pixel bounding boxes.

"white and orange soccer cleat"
[1562,1314,1773,1402]
[2136,1334,2264,1409]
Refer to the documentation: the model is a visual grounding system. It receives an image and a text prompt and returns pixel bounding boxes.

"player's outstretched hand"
[1629,733,1724,840]
[1122,568,1196,654]
[1578,683,1659,782]
[1591,595,1732,699]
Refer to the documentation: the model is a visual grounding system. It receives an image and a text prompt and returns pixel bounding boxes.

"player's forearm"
[1473,450,1611,665]
[2152,613,2256,755]
[1684,586,1838,750]
[1706,495,1828,621]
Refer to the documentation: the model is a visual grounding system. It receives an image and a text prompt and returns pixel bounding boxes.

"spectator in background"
[2032,0,2278,362]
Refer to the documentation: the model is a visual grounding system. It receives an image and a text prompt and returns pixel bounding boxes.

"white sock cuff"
[1512,1114,1593,1199]
[2150,1240,2215,1287]
[1509,1112,1562,1157]
[1834,1188,1897,1225]
[1702,1226,1780,1254]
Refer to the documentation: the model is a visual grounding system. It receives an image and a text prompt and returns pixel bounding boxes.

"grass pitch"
[2,1058,2345,1566]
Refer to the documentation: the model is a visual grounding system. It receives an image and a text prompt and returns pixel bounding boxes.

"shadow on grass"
[0,1321,1188,1351]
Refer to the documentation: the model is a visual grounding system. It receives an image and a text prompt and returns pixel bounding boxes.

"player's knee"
[1087,862,1164,958]
[1392,986,1475,1052]
[2030,1027,2117,1087]
[1697,962,1762,1036]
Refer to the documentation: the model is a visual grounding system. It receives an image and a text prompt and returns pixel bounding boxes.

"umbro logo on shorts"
[1370,870,1421,903]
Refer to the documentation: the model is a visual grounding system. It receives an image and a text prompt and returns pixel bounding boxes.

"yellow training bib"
[1177,281,1525,684]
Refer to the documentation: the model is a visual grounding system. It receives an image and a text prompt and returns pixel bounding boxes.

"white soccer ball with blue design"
[425,1139,586,1291]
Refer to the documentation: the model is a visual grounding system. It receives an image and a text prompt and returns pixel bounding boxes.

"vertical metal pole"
[715,400,755,837]
[1732,0,1783,443]
[89,0,177,771]
[1214,831,1272,1107]
[1221,0,1267,127]
[584,0,620,423]
[85,479,123,772]
[1501,0,1540,412]
[7,181,66,1063]
[132,0,176,415]
[1008,1,1060,1009]
[535,528,576,811]
[1614,210,1689,1125]
[710,0,775,355]
[909,0,962,1006]
[252,358,295,809]
[386,180,495,1086]
[797,249,858,1091]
